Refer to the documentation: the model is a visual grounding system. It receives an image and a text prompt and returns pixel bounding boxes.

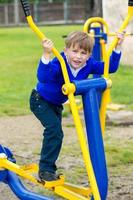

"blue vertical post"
[91,25,102,63]
[91,25,107,62]
[74,78,108,200]
[90,25,107,106]
[91,25,103,106]
[82,89,108,200]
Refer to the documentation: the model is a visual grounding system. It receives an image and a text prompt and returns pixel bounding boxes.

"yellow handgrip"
[128,6,133,16]
[27,16,70,84]
[83,17,109,34]
[108,14,133,57]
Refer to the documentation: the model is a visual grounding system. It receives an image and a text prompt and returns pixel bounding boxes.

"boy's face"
[64,44,90,70]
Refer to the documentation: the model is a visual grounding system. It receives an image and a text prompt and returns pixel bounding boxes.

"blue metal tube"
[0,170,7,182]
[82,89,108,200]
[73,78,107,95]
[7,171,53,200]
[92,26,101,62]
[0,144,7,154]
[91,26,108,105]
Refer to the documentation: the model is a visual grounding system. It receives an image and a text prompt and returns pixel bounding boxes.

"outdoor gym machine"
[84,1,133,134]
[0,0,133,200]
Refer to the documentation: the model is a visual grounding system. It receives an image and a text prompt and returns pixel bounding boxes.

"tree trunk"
[85,0,103,19]
[93,0,103,17]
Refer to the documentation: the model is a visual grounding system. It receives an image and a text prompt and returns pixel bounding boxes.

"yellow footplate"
[41,175,65,189]
[21,163,65,189]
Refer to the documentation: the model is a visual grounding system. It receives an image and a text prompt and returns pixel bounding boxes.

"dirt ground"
[0,111,133,200]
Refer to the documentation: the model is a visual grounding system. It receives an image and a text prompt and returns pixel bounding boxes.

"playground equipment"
[0,0,133,199]
[83,1,133,134]
[87,21,133,113]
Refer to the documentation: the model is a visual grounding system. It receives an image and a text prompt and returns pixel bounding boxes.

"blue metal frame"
[91,26,107,63]
[0,145,53,200]
[74,78,108,200]
[91,26,107,106]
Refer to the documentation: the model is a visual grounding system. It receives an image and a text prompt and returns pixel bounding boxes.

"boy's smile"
[64,44,90,70]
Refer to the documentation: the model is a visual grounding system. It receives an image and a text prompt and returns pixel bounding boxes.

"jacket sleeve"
[37,58,61,82]
[109,51,121,73]
[90,51,121,75]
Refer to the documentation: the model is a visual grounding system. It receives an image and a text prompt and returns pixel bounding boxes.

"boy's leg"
[40,103,63,173]
[30,91,63,175]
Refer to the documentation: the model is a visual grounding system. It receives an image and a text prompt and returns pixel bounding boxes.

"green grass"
[0,25,82,116]
[104,128,133,167]
[105,143,133,166]
[0,25,133,116]
[110,64,133,109]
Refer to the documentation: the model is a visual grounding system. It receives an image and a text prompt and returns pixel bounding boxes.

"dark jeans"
[30,89,64,173]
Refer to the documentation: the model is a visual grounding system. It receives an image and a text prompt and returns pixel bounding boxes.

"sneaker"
[38,171,60,182]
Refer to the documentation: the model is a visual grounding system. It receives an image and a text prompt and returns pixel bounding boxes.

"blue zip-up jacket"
[36,51,121,105]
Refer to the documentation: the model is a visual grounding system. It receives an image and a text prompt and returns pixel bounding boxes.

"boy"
[30,31,125,182]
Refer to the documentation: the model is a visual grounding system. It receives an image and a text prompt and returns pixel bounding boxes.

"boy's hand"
[42,39,53,53]
[115,31,126,51]
[42,39,54,60]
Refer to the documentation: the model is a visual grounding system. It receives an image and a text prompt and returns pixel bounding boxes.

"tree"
[85,0,102,19]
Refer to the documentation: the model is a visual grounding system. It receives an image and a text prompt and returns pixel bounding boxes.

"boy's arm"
[90,31,125,75]
[89,51,121,75]
[108,51,121,73]
[42,39,53,61]
[37,58,61,82]
[115,31,125,51]
[109,31,125,73]
[37,39,61,82]
[37,55,62,82]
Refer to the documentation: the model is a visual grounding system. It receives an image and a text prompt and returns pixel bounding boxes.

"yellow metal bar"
[128,5,133,16]
[63,182,92,197]
[26,16,70,85]
[100,39,107,77]
[100,89,110,133]
[83,17,109,34]
[55,186,90,200]
[67,93,101,200]
[100,6,133,134]
[108,13,133,57]
[21,163,38,173]
[109,32,132,36]
[0,153,98,199]
[0,156,64,189]
[100,39,110,134]
[62,83,100,199]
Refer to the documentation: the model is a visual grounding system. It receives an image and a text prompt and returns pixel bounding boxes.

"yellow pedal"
[39,175,65,189]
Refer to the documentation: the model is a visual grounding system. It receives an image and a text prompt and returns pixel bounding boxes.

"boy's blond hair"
[65,31,94,53]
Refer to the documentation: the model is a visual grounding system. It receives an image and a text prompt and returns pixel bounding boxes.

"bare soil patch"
[0,113,133,200]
